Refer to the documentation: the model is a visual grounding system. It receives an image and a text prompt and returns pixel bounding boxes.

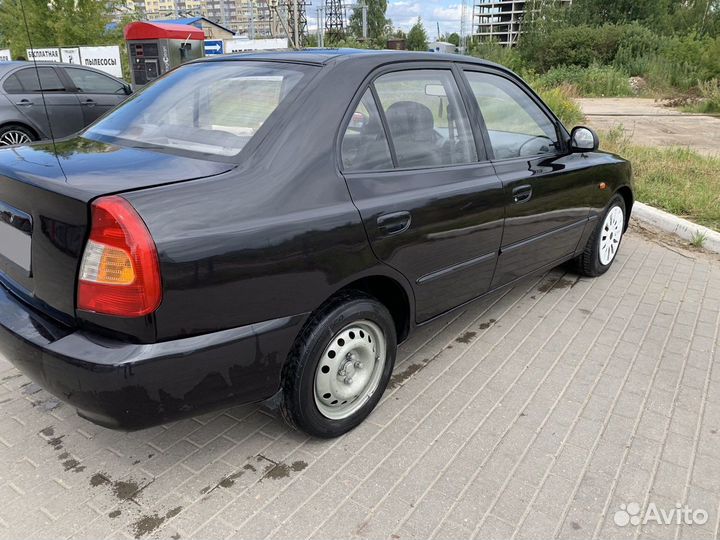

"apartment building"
[123,0,282,36]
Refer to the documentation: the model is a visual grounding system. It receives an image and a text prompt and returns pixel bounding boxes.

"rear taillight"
[78,196,162,318]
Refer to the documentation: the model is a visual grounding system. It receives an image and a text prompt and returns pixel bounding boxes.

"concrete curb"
[631,201,720,253]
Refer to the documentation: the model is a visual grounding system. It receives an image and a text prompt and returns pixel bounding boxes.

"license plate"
[0,202,32,273]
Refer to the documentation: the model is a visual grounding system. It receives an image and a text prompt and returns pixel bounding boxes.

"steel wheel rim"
[314,320,386,420]
[599,205,624,265]
[0,130,31,147]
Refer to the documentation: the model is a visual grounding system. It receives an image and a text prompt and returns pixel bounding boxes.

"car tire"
[280,291,397,438]
[574,194,626,277]
[0,124,36,147]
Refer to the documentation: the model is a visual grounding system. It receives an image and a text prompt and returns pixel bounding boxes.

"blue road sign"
[204,40,224,55]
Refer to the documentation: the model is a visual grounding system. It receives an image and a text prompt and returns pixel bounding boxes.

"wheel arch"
[615,185,634,231]
[0,121,40,141]
[334,275,413,344]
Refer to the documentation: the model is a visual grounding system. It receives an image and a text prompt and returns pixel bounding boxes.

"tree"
[392,28,406,39]
[446,32,460,46]
[566,0,665,26]
[565,0,720,35]
[406,18,429,51]
[0,0,116,59]
[349,0,390,42]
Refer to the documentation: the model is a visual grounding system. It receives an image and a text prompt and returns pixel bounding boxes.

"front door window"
[465,71,559,159]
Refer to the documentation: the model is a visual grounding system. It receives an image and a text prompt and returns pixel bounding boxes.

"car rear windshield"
[84,61,314,158]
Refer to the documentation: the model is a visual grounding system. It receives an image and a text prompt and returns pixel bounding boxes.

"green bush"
[520,23,659,72]
[518,22,720,95]
[619,35,720,92]
[537,86,585,127]
[469,40,525,72]
[535,64,633,97]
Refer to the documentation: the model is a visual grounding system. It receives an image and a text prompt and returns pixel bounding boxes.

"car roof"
[199,48,504,70]
[1,61,105,69]
[0,61,29,75]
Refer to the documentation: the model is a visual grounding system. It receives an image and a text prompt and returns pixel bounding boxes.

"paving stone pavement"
[1,225,719,540]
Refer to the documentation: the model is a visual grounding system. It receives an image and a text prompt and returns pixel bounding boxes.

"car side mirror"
[570,126,599,152]
[123,84,132,95]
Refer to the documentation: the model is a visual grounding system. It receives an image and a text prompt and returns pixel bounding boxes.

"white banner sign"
[26,48,61,62]
[78,46,122,78]
[0,49,11,62]
[25,45,123,79]
[224,38,288,53]
[60,47,81,65]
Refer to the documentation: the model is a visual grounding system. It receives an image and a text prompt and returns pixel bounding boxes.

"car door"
[340,65,505,322]
[5,66,84,138]
[61,66,129,125]
[461,68,595,288]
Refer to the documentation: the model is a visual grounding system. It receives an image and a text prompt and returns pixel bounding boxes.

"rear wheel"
[575,194,626,277]
[0,124,36,147]
[280,292,397,438]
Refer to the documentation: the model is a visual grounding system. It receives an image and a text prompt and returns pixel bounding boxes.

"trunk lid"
[0,137,235,322]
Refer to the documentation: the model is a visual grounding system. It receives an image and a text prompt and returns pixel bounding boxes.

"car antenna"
[18,0,59,159]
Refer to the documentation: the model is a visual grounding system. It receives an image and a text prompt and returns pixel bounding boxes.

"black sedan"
[0,50,633,438]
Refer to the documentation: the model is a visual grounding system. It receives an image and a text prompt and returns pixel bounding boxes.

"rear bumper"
[0,283,306,429]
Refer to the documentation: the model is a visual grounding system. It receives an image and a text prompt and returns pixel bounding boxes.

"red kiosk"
[124,21,205,88]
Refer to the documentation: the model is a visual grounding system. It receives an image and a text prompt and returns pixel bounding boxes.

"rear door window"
[13,67,65,92]
[341,89,393,172]
[2,74,22,93]
[373,69,477,168]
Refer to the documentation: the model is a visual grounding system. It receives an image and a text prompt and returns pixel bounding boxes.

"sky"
[387,1,463,36]
[306,1,464,39]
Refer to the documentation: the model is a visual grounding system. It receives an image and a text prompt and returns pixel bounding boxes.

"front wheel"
[574,195,626,277]
[280,292,397,438]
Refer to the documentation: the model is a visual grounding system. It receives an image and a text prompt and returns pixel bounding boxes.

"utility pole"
[265,0,297,47]
[293,0,299,48]
[248,0,255,39]
[316,5,325,47]
[343,2,367,39]
[361,2,367,40]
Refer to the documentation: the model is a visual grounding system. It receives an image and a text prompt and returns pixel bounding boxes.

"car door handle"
[81,99,95,107]
[512,185,533,204]
[377,211,411,236]
[15,99,32,107]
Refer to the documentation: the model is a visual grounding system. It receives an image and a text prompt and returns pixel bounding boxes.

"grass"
[533,64,634,97]
[690,230,708,248]
[681,79,720,114]
[601,126,720,231]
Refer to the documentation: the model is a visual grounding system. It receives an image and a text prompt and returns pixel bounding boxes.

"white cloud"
[432,4,462,21]
[387,2,423,18]
[387,0,463,34]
